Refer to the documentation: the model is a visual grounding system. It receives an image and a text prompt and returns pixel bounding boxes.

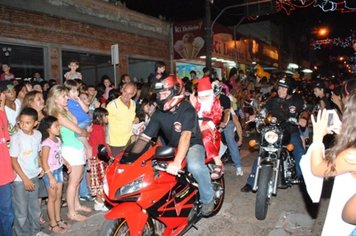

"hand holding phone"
[326,109,341,134]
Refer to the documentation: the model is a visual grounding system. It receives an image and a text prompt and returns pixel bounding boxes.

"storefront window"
[0,43,44,79]
[62,50,112,85]
[128,58,156,83]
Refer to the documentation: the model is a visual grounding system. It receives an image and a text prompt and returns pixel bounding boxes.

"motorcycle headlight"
[264,131,278,144]
[116,176,144,197]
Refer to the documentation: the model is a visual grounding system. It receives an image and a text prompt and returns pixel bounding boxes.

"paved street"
[42,148,330,236]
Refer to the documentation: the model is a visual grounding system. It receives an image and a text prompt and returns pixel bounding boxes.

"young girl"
[132,98,151,139]
[88,107,109,211]
[39,116,71,234]
[46,85,91,222]
[64,60,82,81]
[101,75,113,101]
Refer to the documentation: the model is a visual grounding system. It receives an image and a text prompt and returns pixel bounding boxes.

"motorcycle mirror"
[97,144,111,163]
[154,146,175,160]
[286,144,294,152]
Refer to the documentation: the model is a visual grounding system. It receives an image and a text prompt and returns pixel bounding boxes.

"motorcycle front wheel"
[255,165,273,220]
[99,218,155,236]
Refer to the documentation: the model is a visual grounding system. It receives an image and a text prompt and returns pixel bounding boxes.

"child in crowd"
[132,98,151,139]
[46,85,90,222]
[86,85,100,115]
[64,80,92,159]
[1,63,15,80]
[4,81,21,135]
[10,107,44,236]
[0,83,15,236]
[101,75,113,101]
[88,107,110,211]
[39,116,71,234]
[32,82,43,92]
[79,92,92,118]
[64,60,82,81]
[15,81,32,104]
[21,90,47,224]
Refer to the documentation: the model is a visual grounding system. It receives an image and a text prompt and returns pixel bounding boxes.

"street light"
[317,26,329,38]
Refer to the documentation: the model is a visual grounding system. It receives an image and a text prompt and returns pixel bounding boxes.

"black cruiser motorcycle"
[249,111,299,220]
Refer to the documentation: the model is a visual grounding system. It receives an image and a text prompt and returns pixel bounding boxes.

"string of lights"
[310,33,355,50]
[276,0,356,15]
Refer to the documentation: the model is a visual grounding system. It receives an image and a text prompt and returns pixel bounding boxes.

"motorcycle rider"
[241,76,305,192]
[140,74,215,216]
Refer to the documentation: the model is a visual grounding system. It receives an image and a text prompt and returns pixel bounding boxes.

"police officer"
[241,76,305,192]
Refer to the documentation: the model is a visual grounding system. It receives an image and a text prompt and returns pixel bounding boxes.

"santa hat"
[197,76,213,97]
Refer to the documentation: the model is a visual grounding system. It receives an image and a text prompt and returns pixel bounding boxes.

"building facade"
[0,0,171,85]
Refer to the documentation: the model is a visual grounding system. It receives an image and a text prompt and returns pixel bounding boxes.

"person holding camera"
[241,77,305,192]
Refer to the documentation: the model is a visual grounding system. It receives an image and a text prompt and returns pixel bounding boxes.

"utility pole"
[206,0,272,71]
[205,0,212,74]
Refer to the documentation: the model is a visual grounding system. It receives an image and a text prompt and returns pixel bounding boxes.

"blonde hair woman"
[46,85,91,222]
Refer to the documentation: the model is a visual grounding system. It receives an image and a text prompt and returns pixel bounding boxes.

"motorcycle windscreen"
[120,138,153,164]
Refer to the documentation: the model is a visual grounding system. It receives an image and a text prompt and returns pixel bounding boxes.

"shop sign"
[173,20,205,59]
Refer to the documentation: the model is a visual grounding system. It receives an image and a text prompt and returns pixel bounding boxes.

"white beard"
[198,95,214,114]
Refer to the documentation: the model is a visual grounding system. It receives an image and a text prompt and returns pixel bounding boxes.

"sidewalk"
[41,200,106,236]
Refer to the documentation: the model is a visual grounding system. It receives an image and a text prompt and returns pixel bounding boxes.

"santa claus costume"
[191,76,223,179]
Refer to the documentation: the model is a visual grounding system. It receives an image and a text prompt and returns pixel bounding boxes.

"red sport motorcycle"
[98,138,225,236]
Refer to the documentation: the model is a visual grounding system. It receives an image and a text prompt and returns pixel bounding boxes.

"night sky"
[122,0,355,76]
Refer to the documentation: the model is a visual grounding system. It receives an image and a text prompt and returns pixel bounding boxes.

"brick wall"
[0,5,170,79]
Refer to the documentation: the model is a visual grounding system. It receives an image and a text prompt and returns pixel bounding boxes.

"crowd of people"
[0,58,355,236]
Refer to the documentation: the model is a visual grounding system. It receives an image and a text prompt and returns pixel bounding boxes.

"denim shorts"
[43,167,64,187]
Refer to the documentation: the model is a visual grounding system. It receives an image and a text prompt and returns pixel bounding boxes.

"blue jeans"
[0,183,14,236]
[43,167,64,188]
[186,144,214,204]
[246,131,305,186]
[79,164,91,197]
[12,178,41,236]
[222,120,242,168]
[290,132,305,178]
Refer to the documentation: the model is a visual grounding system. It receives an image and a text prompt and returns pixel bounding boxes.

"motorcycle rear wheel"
[255,165,273,220]
[99,218,155,236]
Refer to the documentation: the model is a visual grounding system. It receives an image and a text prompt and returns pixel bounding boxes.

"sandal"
[210,164,224,180]
[76,206,92,213]
[48,224,67,234]
[57,219,71,229]
[67,212,87,222]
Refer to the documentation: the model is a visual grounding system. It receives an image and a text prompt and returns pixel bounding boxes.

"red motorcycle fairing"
[104,202,148,235]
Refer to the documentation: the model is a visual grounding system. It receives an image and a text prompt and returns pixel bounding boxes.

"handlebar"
[152,160,184,175]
